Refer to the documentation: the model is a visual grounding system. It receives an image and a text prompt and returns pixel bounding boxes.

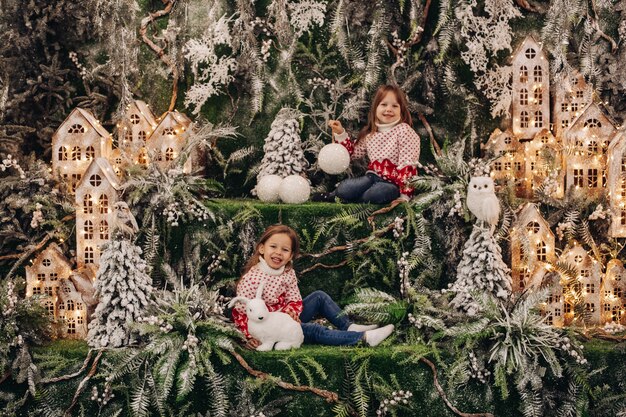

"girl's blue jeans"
[299,290,363,346]
[335,173,400,204]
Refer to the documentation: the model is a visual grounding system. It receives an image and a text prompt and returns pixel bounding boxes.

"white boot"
[364,324,394,347]
[348,323,379,332]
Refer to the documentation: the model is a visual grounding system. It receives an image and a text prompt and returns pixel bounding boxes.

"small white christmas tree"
[87,232,152,348]
[256,108,306,181]
[449,225,512,316]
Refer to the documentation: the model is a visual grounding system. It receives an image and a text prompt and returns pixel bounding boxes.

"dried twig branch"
[63,351,103,417]
[140,0,179,112]
[589,0,618,53]
[514,0,539,13]
[418,113,441,157]
[301,260,349,275]
[42,349,94,384]
[420,357,495,417]
[229,349,339,403]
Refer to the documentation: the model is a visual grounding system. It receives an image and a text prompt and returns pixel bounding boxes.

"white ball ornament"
[279,175,310,204]
[255,175,283,202]
[318,143,350,175]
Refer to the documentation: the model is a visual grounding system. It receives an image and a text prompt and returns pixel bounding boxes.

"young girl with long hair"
[317,84,420,204]
[231,224,395,349]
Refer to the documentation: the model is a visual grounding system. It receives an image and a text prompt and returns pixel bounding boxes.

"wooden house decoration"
[146,110,193,173]
[51,108,113,193]
[510,203,556,292]
[25,243,72,318]
[602,259,626,325]
[75,158,121,269]
[552,71,593,139]
[117,100,157,166]
[511,35,550,140]
[606,130,626,237]
[523,128,563,198]
[57,278,89,339]
[527,265,565,327]
[559,243,602,325]
[562,102,618,198]
[483,128,525,193]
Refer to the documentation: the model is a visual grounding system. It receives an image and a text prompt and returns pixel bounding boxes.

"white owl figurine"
[111,201,139,239]
[466,176,500,233]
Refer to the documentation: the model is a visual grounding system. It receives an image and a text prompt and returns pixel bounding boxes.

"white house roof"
[607,129,626,155]
[25,242,71,273]
[516,202,552,234]
[156,110,192,129]
[567,102,618,132]
[75,157,122,192]
[511,34,547,61]
[74,108,112,138]
[131,100,158,128]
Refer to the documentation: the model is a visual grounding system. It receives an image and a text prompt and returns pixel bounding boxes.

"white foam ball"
[279,175,310,204]
[318,143,350,175]
[255,175,283,202]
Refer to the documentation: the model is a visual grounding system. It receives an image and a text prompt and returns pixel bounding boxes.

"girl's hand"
[328,120,344,137]
[245,338,261,350]
[286,310,301,323]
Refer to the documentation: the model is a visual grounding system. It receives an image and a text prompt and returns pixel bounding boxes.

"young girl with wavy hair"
[231,224,395,349]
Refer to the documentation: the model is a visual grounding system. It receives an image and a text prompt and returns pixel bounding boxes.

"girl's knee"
[309,290,331,300]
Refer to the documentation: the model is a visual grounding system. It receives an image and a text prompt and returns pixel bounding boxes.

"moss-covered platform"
[28,339,626,417]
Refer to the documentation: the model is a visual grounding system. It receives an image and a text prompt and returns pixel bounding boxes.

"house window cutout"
[525,48,536,59]
[68,124,85,134]
[85,146,95,161]
[84,220,94,239]
[83,194,93,214]
[89,174,102,187]
[58,146,68,161]
[99,220,109,240]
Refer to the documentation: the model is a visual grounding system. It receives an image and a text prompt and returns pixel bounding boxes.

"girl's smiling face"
[375,91,401,125]
[259,233,293,269]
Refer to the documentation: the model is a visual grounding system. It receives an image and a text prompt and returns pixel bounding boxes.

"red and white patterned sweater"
[231,265,303,338]
[335,122,420,196]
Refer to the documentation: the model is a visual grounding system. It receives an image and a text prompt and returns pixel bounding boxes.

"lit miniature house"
[602,259,626,325]
[562,102,618,198]
[483,128,525,193]
[559,243,602,325]
[552,71,592,139]
[25,243,72,318]
[117,100,158,165]
[57,278,89,339]
[511,35,550,140]
[510,203,556,292]
[75,158,121,269]
[523,128,562,198]
[146,110,193,172]
[51,108,113,193]
[606,131,626,237]
[527,265,565,327]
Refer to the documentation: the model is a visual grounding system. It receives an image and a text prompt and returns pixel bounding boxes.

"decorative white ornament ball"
[256,175,283,202]
[279,175,310,204]
[318,143,350,175]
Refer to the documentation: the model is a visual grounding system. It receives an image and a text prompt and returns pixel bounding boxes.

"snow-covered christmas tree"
[449,225,512,316]
[256,108,306,181]
[87,225,152,348]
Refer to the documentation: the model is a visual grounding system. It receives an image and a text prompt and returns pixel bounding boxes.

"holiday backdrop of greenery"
[1,0,626,416]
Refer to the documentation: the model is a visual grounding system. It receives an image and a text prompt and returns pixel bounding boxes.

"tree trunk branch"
[42,349,94,384]
[418,113,441,157]
[230,349,339,403]
[63,351,102,417]
[420,357,495,417]
[139,0,179,112]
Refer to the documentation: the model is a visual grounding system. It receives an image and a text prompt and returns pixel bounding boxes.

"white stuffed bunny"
[228,281,304,351]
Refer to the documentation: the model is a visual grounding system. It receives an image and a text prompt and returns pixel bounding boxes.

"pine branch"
[63,350,102,417]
